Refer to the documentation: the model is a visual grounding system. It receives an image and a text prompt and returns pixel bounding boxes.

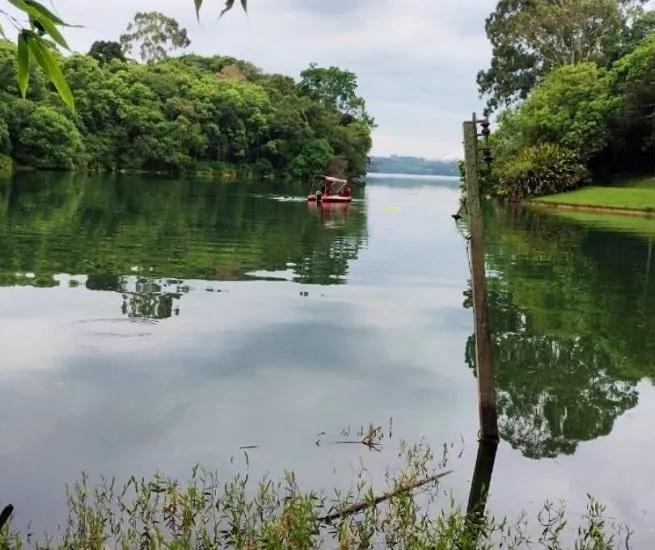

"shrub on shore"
[497,143,590,201]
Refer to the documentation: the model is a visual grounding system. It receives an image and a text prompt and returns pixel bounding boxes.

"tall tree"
[299,64,371,125]
[120,12,191,63]
[88,41,125,64]
[478,0,648,112]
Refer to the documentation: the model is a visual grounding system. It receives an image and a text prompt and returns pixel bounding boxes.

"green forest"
[0,12,373,179]
[481,0,655,200]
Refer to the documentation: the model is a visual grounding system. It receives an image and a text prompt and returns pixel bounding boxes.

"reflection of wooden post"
[463,117,499,442]
[466,440,498,521]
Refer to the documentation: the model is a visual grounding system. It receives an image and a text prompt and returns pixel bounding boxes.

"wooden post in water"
[463,115,499,443]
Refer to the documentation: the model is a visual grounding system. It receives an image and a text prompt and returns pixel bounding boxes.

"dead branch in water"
[320,470,452,523]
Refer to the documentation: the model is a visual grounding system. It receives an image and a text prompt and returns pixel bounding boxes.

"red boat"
[307,176,353,203]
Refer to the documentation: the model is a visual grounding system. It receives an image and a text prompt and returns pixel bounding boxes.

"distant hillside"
[369,156,459,176]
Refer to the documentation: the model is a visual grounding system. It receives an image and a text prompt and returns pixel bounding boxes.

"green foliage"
[10,104,82,169]
[491,28,655,196]
[329,121,373,177]
[288,138,333,178]
[497,143,590,201]
[195,0,248,18]
[478,0,648,111]
[508,64,615,161]
[0,154,10,175]
[0,0,249,109]
[300,64,372,125]
[0,1,75,109]
[0,441,631,548]
[120,11,191,63]
[605,34,655,172]
[0,115,9,155]
[88,40,126,64]
[0,38,372,178]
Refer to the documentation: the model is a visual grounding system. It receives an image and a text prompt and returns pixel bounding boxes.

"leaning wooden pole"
[463,117,499,443]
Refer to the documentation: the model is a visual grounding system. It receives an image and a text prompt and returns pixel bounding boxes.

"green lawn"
[534,186,655,212]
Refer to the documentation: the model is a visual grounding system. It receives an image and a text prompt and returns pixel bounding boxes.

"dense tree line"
[480,0,655,199]
[0,33,372,179]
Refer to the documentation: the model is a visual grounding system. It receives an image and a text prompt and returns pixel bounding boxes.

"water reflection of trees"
[0,172,368,293]
[466,205,654,459]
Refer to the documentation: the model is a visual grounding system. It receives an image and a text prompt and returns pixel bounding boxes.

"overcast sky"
[32,0,498,159]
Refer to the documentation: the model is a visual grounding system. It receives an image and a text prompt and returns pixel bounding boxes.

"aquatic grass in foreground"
[0,441,632,549]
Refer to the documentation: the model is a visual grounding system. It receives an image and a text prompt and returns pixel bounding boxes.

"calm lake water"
[1,172,655,543]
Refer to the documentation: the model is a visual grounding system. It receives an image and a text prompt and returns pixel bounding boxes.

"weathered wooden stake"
[463,116,499,443]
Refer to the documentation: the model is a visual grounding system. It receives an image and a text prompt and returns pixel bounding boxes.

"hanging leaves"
[194,0,248,18]
[25,30,74,109]
[3,0,75,109]
[2,0,249,110]
[16,32,29,97]
[194,0,203,19]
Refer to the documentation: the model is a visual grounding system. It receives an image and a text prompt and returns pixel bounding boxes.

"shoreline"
[530,199,655,217]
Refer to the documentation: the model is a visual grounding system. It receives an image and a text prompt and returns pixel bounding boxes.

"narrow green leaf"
[220,0,235,17]
[194,0,203,19]
[26,33,74,110]
[17,32,30,97]
[6,0,32,15]
[11,0,80,28]
[0,19,5,38]
[24,0,66,25]
[241,0,247,12]
[35,15,69,49]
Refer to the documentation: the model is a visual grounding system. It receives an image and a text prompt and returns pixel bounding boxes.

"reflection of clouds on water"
[5,178,655,546]
[0,274,477,534]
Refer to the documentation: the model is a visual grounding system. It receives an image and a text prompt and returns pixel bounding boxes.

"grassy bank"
[532,176,655,214]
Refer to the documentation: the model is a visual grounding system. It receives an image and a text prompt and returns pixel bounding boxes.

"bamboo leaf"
[26,33,74,110]
[35,14,69,49]
[24,0,67,25]
[194,0,203,19]
[220,0,235,17]
[10,0,80,27]
[0,19,5,38]
[7,0,30,11]
[17,31,30,97]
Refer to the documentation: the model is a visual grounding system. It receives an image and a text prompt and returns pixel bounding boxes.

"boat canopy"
[319,175,348,185]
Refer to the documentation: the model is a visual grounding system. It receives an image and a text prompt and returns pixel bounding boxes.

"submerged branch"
[320,470,452,523]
